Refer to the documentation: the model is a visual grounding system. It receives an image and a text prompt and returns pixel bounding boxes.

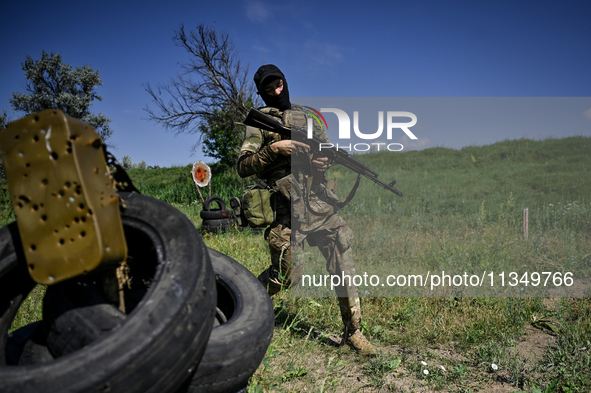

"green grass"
[126,162,249,206]
[2,136,591,392]
[10,284,46,331]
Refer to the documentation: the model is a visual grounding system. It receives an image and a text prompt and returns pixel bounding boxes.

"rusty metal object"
[0,110,127,284]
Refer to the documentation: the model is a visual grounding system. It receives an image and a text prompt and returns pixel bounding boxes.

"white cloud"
[584,107,591,121]
[303,41,344,66]
[252,43,270,53]
[245,1,270,23]
[398,134,432,150]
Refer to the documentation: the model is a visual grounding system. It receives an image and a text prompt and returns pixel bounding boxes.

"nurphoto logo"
[305,107,418,152]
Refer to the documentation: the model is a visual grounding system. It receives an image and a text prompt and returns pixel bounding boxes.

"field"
[3,136,591,392]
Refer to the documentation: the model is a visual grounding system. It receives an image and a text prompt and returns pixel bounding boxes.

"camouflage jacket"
[237,104,330,186]
[237,104,340,229]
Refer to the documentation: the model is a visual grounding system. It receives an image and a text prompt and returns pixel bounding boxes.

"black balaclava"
[253,64,291,111]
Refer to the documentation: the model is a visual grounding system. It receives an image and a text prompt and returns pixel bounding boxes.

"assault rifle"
[244,108,403,197]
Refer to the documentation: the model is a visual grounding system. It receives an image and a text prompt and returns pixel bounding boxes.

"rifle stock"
[244,108,403,197]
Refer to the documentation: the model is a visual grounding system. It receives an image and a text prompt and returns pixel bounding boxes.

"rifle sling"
[303,173,362,217]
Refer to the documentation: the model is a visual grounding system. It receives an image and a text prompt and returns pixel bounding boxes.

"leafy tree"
[10,51,113,141]
[144,24,258,167]
[120,155,147,170]
[121,155,133,170]
[0,110,7,129]
[198,102,254,167]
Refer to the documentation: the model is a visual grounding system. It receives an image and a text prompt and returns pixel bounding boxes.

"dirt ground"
[269,323,558,392]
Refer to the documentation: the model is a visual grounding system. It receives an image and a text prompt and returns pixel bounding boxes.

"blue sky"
[1,0,590,167]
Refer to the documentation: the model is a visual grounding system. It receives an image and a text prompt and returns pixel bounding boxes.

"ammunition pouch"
[241,182,276,228]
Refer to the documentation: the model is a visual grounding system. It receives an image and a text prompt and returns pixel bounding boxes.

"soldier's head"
[254,64,291,110]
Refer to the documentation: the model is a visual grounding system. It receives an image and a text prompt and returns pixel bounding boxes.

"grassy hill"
[4,136,591,392]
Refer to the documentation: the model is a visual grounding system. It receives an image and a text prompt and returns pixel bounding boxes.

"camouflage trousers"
[258,212,362,332]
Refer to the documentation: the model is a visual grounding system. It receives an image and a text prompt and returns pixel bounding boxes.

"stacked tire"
[200,196,237,234]
[0,193,274,393]
[178,248,274,393]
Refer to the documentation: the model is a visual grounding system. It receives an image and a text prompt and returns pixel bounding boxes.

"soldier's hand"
[312,154,329,172]
[270,140,310,156]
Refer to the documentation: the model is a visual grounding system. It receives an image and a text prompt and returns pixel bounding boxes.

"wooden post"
[195,184,205,204]
[523,208,529,239]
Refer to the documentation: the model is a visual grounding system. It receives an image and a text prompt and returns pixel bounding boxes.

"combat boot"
[344,329,375,355]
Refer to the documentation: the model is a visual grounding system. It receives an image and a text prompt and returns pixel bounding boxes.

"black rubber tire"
[201,218,235,234]
[200,209,233,220]
[202,196,227,212]
[6,322,54,365]
[0,193,217,393]
[6,248,274,393]
[179,248,275,393]
[200,196,234,220]
[43,283,127,358]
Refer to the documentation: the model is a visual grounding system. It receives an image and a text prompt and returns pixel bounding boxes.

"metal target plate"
[0,110,127,284]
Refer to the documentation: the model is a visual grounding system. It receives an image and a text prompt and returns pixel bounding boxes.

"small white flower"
[440,365,446,371]
[491,363,498,371]
[420,361,427,366]
[423,369,429,375]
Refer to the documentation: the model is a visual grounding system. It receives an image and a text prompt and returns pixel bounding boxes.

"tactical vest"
[254,104,328,187]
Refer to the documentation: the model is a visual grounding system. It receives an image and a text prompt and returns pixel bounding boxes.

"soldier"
[237,64,374,355]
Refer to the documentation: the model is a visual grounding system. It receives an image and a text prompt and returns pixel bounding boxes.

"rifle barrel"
[244,108,404,197]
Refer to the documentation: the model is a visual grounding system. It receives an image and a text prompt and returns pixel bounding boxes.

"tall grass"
[295,136,591,299]
[128,162,249,206]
